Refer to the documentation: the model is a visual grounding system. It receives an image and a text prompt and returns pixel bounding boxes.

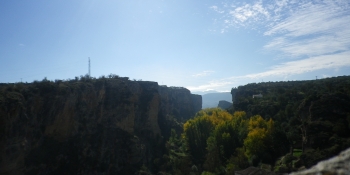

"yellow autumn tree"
[183,108,233,164]
[244,115,274,165]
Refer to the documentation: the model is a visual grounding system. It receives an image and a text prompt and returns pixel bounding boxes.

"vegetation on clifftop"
[154,76,350,174]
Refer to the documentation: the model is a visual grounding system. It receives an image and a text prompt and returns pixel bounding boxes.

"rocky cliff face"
[290,147,350,175]
[158,86,201,121]
[0,78,201,175]
[158,86,202,138]
[217,100,232,109]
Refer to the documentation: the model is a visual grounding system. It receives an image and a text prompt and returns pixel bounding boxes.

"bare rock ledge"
[290,147,350,175]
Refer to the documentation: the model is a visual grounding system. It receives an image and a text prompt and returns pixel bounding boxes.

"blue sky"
[1,0,349,94]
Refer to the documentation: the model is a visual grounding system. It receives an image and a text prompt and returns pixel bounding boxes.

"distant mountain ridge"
[202,92,232,108]
[192,90,225,95]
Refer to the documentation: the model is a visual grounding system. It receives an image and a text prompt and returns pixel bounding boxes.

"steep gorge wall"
[158,86,201,121]
[0,78,201,175]
[158,86,202,137]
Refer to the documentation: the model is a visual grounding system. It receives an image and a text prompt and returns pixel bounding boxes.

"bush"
[300,149,324,168]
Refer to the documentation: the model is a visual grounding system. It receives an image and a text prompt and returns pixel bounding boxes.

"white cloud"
[223,0,270,27]
[188,51,350,92]
[243,51,350,79]
[274,0,290,14]
[232,1,269,22]
[210,6,224,14]
[211,0,349,33]
[204,0,350,92]
[212,0,350,58]
[264,1,350,58]
[265,1,349,36]
[265,29,350,57]
[186,80,233,92]
[192,70,215,77]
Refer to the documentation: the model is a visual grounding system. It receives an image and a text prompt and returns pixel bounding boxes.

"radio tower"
[88,57,91,77]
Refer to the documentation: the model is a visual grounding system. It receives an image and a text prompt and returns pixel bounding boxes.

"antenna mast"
[88,57,91,77]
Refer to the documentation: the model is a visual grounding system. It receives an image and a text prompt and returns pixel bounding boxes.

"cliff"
[158,86,202,138]
[217,100,232,109]
[158,86,201,121]
[0,77,201,174]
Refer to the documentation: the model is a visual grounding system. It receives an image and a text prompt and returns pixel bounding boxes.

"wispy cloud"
[264,1,349,36]
[243,51,350,79]
[211,0,350,57]
[19,43,25,47]
[213,0,271,31]
[186,80,233,92]
[188,51,350,92]
[210,6,224,14]
[264,1,350,58]
[228,0,269,23]
[202,0,350,92]
[192,70,215,77]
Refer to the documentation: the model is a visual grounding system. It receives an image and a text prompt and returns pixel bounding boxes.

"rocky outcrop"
[290,147,350,175]
[0,78,201,175]
[191,94,202,114]
[231,87,237,103]
[217,100,232,109]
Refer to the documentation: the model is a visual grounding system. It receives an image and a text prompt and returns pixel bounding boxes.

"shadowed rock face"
[158,86,202,138]
[0,78,201,175]
[158,86,202,121]
[191,94,202,114]
[217,100,232,109]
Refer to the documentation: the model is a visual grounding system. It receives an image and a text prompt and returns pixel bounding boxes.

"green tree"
[161,129,192,174]
[203,136,222,173]
[225,147,249,174]
[212,111,248,162]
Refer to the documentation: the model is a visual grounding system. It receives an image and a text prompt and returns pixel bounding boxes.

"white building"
[253,93,263,98]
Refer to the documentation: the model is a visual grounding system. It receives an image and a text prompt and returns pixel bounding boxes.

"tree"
[161,129,192,174]
[225,147,249,174]
[183,108,233,165]
[212,111,248,162]
[203,136,222,173]
[244,115,274,165]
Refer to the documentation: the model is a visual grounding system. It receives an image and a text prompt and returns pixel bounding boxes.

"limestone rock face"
[290,147,350,175]
[0,78,202,175]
